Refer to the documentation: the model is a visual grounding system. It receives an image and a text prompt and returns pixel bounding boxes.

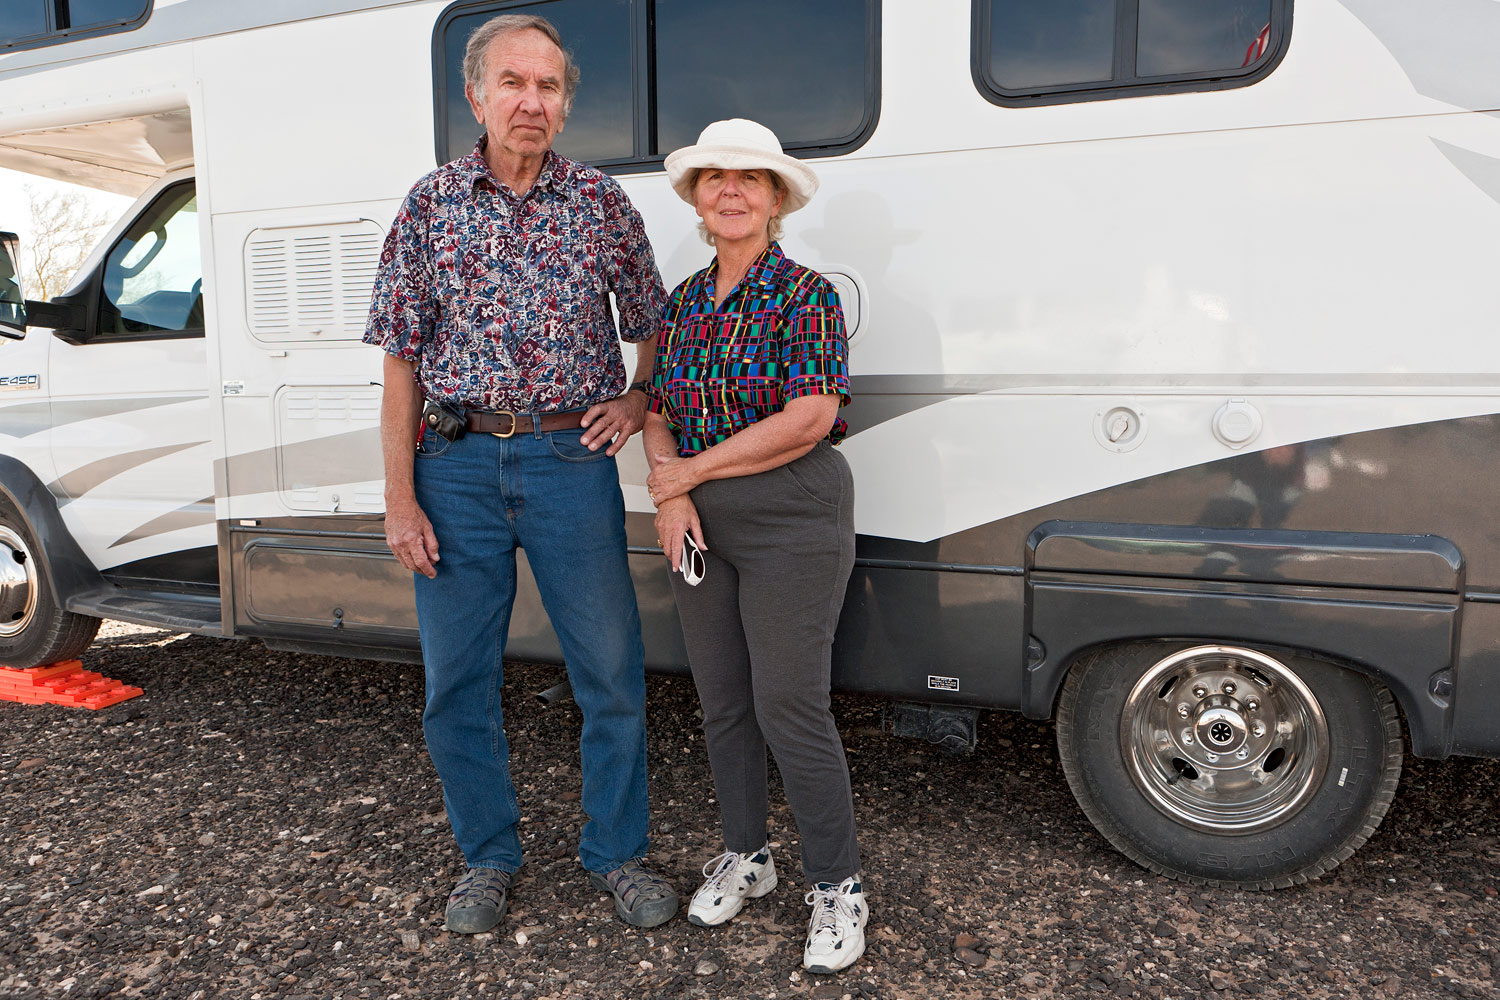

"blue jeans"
[411,421,650,874]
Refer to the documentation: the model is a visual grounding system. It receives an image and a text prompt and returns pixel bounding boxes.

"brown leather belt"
[466,410,586,438]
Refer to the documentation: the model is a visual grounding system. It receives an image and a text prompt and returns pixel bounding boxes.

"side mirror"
[0,231,25,340]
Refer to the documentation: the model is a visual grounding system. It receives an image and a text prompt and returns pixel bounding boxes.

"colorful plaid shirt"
[648,243,850,456]
[363,139,665,412]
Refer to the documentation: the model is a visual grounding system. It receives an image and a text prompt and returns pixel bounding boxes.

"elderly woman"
[643,119,866,974]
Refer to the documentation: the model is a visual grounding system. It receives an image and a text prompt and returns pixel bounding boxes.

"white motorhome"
[3,0,1498,890]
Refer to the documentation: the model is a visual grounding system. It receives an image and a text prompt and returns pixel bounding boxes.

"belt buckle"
[489,410,518,439]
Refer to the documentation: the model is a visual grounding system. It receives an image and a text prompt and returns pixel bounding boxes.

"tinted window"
[434,0,878,169]
[65,0,150,28]
[98,183,203,340]
[1137,0,1272,76]
[976,0,1287,105]
[438,0,633,165]
[1,0,151,49]
[0,236,24,330]
[655,0,869,152]
[2,2,50,40]
[986,0,1116,90]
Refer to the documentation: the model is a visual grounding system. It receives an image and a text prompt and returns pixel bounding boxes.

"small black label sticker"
[0,374,39,391]
[927,675,960,692]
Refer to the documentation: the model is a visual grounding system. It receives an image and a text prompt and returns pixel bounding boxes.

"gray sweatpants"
[668,440,861,885]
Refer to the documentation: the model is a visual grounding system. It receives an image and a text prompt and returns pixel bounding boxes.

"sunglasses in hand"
[681,532,706,587]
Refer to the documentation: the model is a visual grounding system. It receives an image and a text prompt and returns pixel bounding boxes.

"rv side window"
[973,0,1290,106]
[437,0,636,164]
[0,236,24,331]
[1,0,151,51]
[433,0,879,170]
[95,182,204,342]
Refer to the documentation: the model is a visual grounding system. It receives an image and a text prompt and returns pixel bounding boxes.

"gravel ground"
[2,621,1498,1000]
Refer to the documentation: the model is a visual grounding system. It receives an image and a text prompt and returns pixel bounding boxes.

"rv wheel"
[0,498,100,668]
[1055,642,1402,889]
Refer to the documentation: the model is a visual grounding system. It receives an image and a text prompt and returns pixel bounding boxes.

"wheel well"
[0,455,103,607]
[1050,639,1412,751]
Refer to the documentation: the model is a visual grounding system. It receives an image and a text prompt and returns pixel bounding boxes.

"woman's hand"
[654,496,705,573]
[647,454,703,505]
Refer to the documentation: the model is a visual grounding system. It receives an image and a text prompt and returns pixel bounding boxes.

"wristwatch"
[627,380,650,395]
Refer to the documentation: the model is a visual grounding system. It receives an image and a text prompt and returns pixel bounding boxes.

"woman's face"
[693,168,784,248]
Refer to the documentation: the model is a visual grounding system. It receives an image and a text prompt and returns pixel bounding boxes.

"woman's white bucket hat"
[664,118,820,215]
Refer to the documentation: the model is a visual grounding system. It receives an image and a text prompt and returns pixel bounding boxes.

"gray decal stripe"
[843,373,1500,437]
[217,427,383,498]
[108,497,215,549]
[851,373,1500,394]
[0,395,206,439]
[842,388,958,438]
[1338,0,1500,114]
[1432,139,1500,208]
[49,441,208,505]
[0,401,53,438]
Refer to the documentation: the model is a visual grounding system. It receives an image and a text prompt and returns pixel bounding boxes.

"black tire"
[1055,642,1403,889]
[0,497,100,668]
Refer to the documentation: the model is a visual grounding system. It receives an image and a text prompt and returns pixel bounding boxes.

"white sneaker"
[686,847,778,927]
[803,875,868,974]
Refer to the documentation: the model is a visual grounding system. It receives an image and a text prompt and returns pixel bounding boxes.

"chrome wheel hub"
[1121,645,1329,833]
[0,525,37,639]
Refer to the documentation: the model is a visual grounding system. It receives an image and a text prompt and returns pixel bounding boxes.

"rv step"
[67,586,227,637]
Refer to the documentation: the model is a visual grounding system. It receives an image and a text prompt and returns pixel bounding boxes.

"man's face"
[465,29,568,164]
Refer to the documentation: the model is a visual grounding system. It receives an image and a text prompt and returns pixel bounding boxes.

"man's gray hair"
[463,14,580,114]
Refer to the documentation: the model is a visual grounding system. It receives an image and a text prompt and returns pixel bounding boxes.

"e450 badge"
[0,374,39,391]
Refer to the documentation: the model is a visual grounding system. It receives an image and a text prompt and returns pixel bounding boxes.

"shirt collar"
[463,137,570,198]
[701,242,786,304]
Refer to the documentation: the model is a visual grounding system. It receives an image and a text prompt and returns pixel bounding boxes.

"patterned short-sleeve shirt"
[363,139,665,413]
[648,243,850,457]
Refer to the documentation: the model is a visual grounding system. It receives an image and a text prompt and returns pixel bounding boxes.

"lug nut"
[1205,751,1219,763]
[1236,748,1249,760]
[1245,698,1260,711]
[1192,685,1208,699]
[1181,729,1194,745]
[1177,704,1191,718]
[1222,680,1237,695]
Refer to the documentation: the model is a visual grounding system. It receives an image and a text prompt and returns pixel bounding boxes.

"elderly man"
[363,14,676,933]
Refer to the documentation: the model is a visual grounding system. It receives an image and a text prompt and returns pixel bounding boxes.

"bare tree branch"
[23,185,112,300]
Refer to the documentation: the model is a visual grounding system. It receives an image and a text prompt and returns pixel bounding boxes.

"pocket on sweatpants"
[783,446,843,508]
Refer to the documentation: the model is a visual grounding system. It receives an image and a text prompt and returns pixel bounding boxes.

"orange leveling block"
[0,660,143,710]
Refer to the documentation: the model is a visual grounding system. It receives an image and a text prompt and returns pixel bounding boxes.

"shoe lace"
[804,877,859,939]
[699,851,742,891]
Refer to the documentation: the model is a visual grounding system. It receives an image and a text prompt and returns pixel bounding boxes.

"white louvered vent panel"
[349,396,381,422]
[283,392,319,420]
[294,235,336,327]
[244,220,385,342]
[316,392,350,421]
[338,230,383,321]
[246,238,291,335]
[275,386,385,515]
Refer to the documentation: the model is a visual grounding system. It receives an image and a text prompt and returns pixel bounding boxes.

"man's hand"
[385,495,440,578]
[580,389,648,456]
